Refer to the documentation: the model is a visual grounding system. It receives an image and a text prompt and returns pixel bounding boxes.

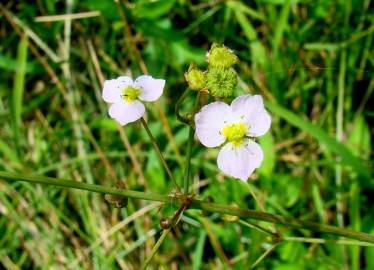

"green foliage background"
[0,0,373,269]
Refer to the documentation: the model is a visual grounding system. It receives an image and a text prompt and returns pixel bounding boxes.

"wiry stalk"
[140,118,181,192]
[1,171,373,244]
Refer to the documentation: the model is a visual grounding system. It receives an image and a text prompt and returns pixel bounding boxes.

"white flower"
[194,94,271,181]
[102,75,165,125]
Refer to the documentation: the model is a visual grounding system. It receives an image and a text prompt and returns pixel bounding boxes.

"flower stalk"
[182,91,202,194]
[175,87,192,125]
[183,127,194,194]
[1,171,373,244]
[140,117,181,192]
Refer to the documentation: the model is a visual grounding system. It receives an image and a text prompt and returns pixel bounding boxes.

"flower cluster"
[185,44,238,98]
[101,44,271,182]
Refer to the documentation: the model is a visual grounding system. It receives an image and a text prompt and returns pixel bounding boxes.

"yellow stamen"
[222,122,248,147]
[122,86,140,102]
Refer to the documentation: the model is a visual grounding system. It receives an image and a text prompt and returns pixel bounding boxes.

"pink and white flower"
[194,94,271,181]
[102,75,165,125]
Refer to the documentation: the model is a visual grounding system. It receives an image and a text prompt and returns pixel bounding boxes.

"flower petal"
[246,109,271,137]
[231,94,264,119]
[217,140,263,181]
[102,76,133,103]
[134,75,165,102]
[194,102,231,147]
[231,94,270,137]
[108,100,145,126]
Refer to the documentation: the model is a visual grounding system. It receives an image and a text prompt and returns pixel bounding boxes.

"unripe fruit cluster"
[185,44,238,98]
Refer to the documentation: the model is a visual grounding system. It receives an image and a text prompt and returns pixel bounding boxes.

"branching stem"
[1,171,373,244]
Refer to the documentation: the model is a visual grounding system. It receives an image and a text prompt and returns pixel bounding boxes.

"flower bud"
[206,68,237,98]
[185,64,206,91]
[206,44,238,68]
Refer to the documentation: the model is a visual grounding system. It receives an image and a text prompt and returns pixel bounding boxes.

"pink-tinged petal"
[194,102,231,147]
[117,76,134,86]
[231,94,270,137]
[108,100,145,126]
[102,79,121,103]
[134,75,165,102]
[231,94,264,119]
[102,76,133,103]
[217,140,263,181]
[246,109,271,137]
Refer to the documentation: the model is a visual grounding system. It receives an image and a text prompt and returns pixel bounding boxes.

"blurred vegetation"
[0,0,373,269]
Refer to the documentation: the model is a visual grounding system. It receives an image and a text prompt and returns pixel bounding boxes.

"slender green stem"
[190,201,374,244]
[140,117,181,192]
[336,49,346,228]
[238,220,276,236]
[250,243,278,269]
[183,127,194,194]
[183,90,202,194]
[175,87,192,125]
[141,229,170,270]
[1,171,374,244]
[0,171,169,202]
[283,236,374,247]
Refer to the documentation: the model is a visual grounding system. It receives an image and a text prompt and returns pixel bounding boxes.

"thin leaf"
[266,102,371,181]
[231,6,268,69]
[11,37,28,154]
[12,37,28,126]
[192,230,206,270]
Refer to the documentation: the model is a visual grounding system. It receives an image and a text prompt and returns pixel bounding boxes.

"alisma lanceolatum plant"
[103,44,270,182]
[1,43,373,269]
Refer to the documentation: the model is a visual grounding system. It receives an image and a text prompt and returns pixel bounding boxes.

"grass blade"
[273,0,291,52]
[265,102,371,182]
[11,37,28,154]
[231,5,267,70]
[141,229,170,269]
[192,230,206,270]
[12,37,28,126]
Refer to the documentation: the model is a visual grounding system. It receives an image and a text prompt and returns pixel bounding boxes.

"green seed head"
[206,44,238,68]
[185,64,207,91]
[206,68,237,98]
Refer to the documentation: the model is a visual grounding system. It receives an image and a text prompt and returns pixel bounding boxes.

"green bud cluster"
[206,68,237,98]
[206,44,238,68]
[185,43,238,97]
[185,64,206,91]
[206,44,238,97]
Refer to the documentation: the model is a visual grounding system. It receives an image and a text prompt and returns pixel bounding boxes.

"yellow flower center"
[222,122,248,147]
[122,86,140,102]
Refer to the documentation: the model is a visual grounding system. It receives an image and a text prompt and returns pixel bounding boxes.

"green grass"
[0,0,373,269]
